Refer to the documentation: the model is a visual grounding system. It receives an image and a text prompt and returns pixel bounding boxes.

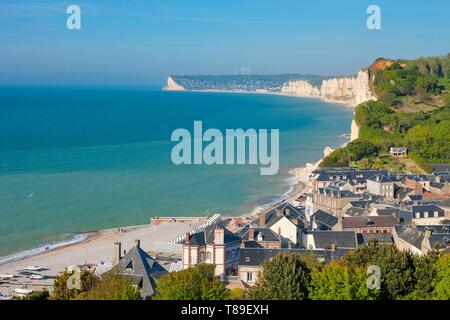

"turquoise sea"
[0,86,352,260]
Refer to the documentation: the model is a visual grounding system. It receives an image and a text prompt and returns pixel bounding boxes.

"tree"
[246,253,311,300]
[309,260,380,300]
[22,290,50,300]
[407,252,439,299]
[432,253,450,300]
[75,272,142,300]
[153,264,230,300]
[344,243,415,299]
[50,269,98,300]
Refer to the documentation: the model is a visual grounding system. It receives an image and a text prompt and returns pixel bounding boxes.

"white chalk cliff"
[280,69,376,107]
[281,80,320,97]
[163,76,186,91]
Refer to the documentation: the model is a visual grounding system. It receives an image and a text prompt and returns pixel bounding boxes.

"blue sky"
[0,0,449,85]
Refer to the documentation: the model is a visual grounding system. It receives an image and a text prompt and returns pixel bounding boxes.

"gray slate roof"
[185,224,241,246]
[238,247,351,266]
[237,226,282,242]
[116,245,168,299]
[311,210,338,230]
[310,231,358,249]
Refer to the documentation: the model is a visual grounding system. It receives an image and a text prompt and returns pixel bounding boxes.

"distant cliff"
[163,76,186,91]
[281,69,376,107]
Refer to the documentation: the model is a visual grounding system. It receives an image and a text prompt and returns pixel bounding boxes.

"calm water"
[0,86,352,259]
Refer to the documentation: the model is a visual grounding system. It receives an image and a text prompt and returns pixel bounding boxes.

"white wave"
[0,233,87,265]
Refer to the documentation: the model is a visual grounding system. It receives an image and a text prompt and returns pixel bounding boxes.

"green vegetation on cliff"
[321,54,450,172]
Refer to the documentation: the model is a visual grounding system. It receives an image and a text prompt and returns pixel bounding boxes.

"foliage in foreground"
[153,264,230,300]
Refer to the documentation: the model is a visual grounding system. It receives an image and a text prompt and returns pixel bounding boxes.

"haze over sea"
[0,86,352,259]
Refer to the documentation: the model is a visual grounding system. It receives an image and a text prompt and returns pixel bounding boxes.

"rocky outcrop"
[280,69,376,107]
[163,76,186,91]
[350,119,359,141]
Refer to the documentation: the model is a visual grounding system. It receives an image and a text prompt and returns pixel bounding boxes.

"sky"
[0,0,449,85]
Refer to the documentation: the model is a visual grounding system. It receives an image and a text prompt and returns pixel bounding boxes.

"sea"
[0,86,352,262]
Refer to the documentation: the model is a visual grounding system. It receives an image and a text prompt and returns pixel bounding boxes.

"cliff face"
[280,69,376,107]
[163,76,186,91]
[281,80,320,97]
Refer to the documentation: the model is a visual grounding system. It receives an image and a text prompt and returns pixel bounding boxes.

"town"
[2,164,448,300]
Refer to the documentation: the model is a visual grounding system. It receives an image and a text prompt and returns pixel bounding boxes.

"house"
[342,215,398,234]
[309,167,383,193]
[411,204,446,224]
[390,147,408,157]
[310,210,338,230]
[366,174,396,199]
[369,206,399,218]
[181,224,241,276]
[237,226,283,249]
[437,198,450,218]
[342,200,371,217]
[429,181,450,195]
[312,186,360,220]
[404,175,431,194]
[257,203,305,247]
[302,231,358,250]
[238,247,350,286]
[114,240,168,300]
[393,225,450,256]
[402,194,423,205]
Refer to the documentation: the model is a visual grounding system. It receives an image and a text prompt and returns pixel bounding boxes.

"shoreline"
[0,89,353,278]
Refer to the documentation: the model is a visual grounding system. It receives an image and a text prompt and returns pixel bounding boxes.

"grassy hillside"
[321,54,450,173]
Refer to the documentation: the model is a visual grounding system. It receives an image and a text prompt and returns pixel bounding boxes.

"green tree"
[246,253,311,300]
[22,290,50,300]
[432,253,450,300]
[50,269,98,300]
[344,244,415,299]
[309,260,380,300]
[75,272,142,300]
[154,264,230,300]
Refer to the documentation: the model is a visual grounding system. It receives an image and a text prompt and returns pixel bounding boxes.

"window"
[206,252,211,261]
[424,211,428,218]
[415,212,420,219]
[434,211,439,217]
[247,272,253,282]
[200,252,205,262]
[245,257,250,262]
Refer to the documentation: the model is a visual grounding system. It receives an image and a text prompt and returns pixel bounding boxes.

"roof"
[259,203,305,228]
[318,186,357,198]
[237,226,282,242]
[360,233,394,245]
[437,198,450,208]
[310,231,358,249]
[345,207,367,217]
[368,174,396,183]
[116,245,168,299]
[312,168,385,182]
[350,200,370,208]
[342,216,398,229]
[395,226,424,250]
[238,247,351,267]
[408,194,423,201]
[412,204,444,214]
[188,224,241,246]
[376,207,399,216]
[431,164,450,174]
[311,210,338,229]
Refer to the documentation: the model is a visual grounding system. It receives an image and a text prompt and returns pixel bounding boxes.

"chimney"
[284,208,291,215]
[184,232,190,244]
[275,208,283,218]
[331,242,336,251]
[114,242,122,264]
[248,227,255,241]
[424,229,432,238]
[134,239,141,248]
[214,225,225,245]
[259,211,267,227]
